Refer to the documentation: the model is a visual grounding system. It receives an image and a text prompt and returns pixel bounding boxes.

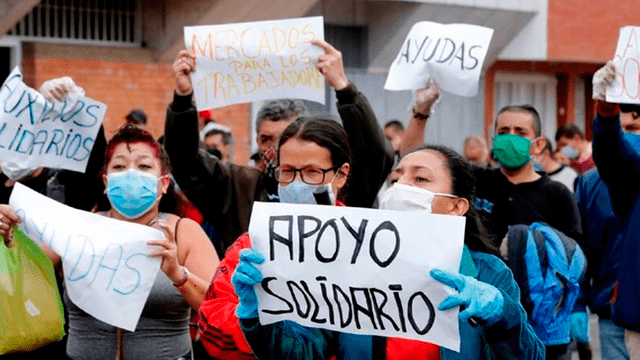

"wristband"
[173,267,190,287]
[412,107,430,120]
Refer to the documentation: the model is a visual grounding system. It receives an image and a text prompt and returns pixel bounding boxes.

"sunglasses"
[620,104,640,114]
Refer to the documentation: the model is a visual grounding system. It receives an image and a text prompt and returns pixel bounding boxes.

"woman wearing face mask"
[202,137,544,359]
[0,125,219,360]
[197,117,351,360]
[200,118,351,359]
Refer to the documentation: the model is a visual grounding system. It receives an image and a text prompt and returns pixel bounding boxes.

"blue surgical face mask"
[561,145,580,160]
[533,162,544,172]
[624,132,640,153]
[107,168,160,219]
[277,181,335,205]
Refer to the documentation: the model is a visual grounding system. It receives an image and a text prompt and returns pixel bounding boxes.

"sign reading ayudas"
[384,22,494,97]
[184,17,325,110]
[249,202,466,352]
[9,183,163,332]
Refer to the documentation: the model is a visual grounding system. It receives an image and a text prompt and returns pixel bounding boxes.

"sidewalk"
[571,313,601,360]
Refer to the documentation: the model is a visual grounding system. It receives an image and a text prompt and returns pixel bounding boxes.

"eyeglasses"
[275,166,340,185]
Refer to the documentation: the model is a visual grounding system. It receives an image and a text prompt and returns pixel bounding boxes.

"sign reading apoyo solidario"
[184,16,325,110]
[249,202,467,352]
[0,68,106,173]
[385,21,494,97]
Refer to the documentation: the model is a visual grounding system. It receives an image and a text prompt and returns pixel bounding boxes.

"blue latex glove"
[570,312,590,344]
[231,248,265,319]
[430,268,504,326]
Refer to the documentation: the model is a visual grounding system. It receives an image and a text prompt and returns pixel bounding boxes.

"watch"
[412,107,430,120]
[173,267,190,287]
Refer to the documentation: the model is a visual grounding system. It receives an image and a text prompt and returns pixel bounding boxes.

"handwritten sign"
[249,202,466,352]
[9,183,163,331]
[384,22,494,97]
[608,26,640,104]
[184,16,325,110]
[0,68,106,173]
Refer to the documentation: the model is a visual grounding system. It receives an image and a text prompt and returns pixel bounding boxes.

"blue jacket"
[573,168,625,318]
[592,109,640,331]
[240,250,544,360]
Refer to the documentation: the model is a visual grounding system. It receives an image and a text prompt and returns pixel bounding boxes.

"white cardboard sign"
[9,183,163,331]
[607,26,640,104]
[0,68,106,173]
[184,16,325,110]
[249,202,466,352]
[384,22,494,97]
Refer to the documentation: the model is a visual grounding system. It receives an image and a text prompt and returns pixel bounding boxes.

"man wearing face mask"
[399,90,582,246]
[590,62,640,360]
[533,137,579,192]
[556,123,595,174]
[471,105,583,245]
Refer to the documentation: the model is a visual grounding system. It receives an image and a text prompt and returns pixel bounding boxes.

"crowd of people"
[1,33,639,360]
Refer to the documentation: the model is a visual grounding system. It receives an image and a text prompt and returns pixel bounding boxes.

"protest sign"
[384,22,494,97]
[9,183,163,331]
[184,16,325,110]
[0,68,106,173]
[607,26,640,103]
[249,202,466,352]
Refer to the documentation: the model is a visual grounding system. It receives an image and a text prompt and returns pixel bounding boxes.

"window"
[7,0,141,46]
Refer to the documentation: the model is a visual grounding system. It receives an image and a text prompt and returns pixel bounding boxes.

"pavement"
[571,313,601,360]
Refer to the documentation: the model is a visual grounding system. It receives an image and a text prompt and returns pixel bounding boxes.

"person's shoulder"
[538,174,573,193]
[228,163,262,179]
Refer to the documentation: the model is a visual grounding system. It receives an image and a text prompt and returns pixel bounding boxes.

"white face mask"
[1,160,39,181]
[379,183,457,213]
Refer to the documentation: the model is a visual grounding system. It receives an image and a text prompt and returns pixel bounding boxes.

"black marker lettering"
[315,219,340,263]
[269,215,294,261]
[261,277,294,315]
[297,215,321,262]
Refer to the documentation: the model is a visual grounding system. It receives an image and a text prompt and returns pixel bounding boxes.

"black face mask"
[206,147,222,159]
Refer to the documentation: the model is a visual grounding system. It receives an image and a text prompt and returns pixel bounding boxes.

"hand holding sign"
[431,268,505,326]
[147,219,184,284]
[413,78,441,117]
[313,40,349,91]
[0,204,21,247]
[593,61,617,101]
[39,76,85,103]
[232,248,265,319]
[173,50,197,96]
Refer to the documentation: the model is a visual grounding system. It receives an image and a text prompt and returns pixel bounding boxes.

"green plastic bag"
[0,227,65,355]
